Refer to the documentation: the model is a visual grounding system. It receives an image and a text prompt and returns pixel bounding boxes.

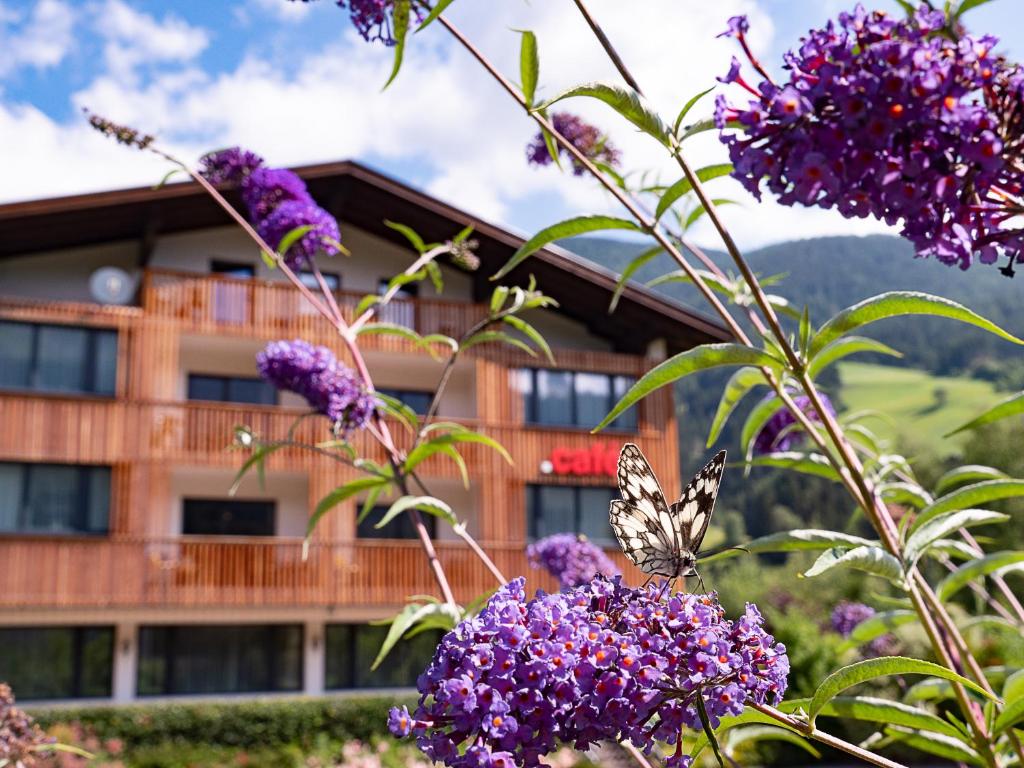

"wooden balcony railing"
[141,269,484,342]
[0,537,640,609]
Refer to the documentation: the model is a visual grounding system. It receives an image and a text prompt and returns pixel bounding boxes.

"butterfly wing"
[670,449,726,557]
[610,443,679,576]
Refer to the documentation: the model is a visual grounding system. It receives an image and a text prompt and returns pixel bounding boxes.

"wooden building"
[0,162,728,702]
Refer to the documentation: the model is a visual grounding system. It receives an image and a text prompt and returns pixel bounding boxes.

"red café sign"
[543,443,618,478]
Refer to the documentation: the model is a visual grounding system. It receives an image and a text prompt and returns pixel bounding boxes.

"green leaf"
[738,392,785,464]
[415,0,456,31]
[802,546,906,587]
[405,430,513,471]
[384,220,427,253]
[594,343,783,432]
[230,443,283,495]
[647,268,733,295]
[610,245,662,313]
[371,602,460,670]
[912,479,1024,530]
[154,168,184,189]
[383,0,410,88]
[945,391,1024,437]
[955,0,996,17]
[724,726,820,759]
[518,30,539,107]
[806,336,903,379]
[695,694,726,768]
[654,163,733,221]
[745,452,840,481]
[463,329,536,356]
[878,482,932,509]
[937,551,1024,601]
[906,508,1008,565]
[356,322,456,361]
[690,709,802,759]
[538,81,672,147]
[839,611,917,652]
[810,291,1024,358]
[502,315,554,364]
[376,495,456,528]
[672,86,714,137]
[935,464,1010,495]
[698,529,876,564]
[1003,669,1024,703]
[494,215,642,280]
[884,727,982,765]
[357,483,387,524]
[683,198,738,231]
[436,443,470,489]
[309,476,391,537]
[706,367,766,448]
[678,116,717,141]
[808,656,997,724]
[791,695,964,739]
[375,391,420,433]
[490,285,509,313]
[994,696,1024,735]
[275,224,315,258]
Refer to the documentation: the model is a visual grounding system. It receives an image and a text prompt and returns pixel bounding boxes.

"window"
[137,624,302,696]
[182,498,276,536]
[187,374,277,406]
[356,504,435,540]
[298,270,341,291]
[210,260,255,278]
[527,484,617,544]
[518,369,638,431]
[377,388,433,415]
[0,462,111,535]
[0,626,113,700]
[0,321,117,396]
[325,624,440,690]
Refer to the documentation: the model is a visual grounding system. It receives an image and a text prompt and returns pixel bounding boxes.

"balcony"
[0,537,639,609]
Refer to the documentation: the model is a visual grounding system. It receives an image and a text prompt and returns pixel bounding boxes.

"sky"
[0,0,1021,251]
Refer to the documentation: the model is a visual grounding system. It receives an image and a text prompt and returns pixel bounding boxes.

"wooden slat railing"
[0,537,641,608]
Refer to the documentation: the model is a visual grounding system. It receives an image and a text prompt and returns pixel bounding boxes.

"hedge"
[28,693,416,750]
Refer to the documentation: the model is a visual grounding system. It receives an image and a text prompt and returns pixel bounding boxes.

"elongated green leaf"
[493,215,642,280]
[275,224,315,258]
[463,329,536,356]
[673,87,714,136]
[945,391,1024,437]
[935,464,1010,495]
[905,509,1008,564]
[707,367,766,448]
[594,344,782,432]
[956,0,996,17]
[383,0,410,88]
[309,476,391,537]
[678,116,717,141]
[610,245,662,312]
[840,611,917,652]
[415,0,455,30]
[384,219,427,253]
[229,442,284,495]
[810,291,1024,357]
[377,495,455,528]
[806,336,902,379]
[746,452,840,481]
[803,546,906,587]
[684,198,738,231]
[1003,669,1024,703]
[912,479,1024,530]
[786,695,963,739]
[490,285,509,314]
[689,709,802,759]
[358,483,387,524]
[994,696,1024,735]
[539,81,671,147]
[739,392,785,464]
[518,30,539,107]
[885,727,982,765]
[724,726,820,758]
[502,315,554,363]
[698,529,875,564]
[695,695,726,768]
[878,482,932,509]
[405,430,513,471]
[937,551,1024,601]
[809,657,996,723]
[356,322,455,360]
[371,602,460,670]
[655,163,733,221]
[436,443,470,489]
[375,392,419,433]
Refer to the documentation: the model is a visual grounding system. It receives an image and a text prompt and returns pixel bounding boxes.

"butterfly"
[609,443,727,582]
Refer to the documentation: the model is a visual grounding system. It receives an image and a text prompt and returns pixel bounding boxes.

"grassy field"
[836,362,1003,458]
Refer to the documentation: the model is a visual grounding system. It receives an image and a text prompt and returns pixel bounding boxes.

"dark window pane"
[183,499,276,536]
[92,330,118,396]
[529,486,576,539]
[0,464,21,531]
[0,627,113,700]
[0,322,33,388]
[226,377,276,405]
[299,271,341,291]
[211,261,255,278]
[137,624,302,696]
[578,487,616,543]
[35,325,89,392]
[85,467,112,533]
[610,376,638,431]
[0,463,110,535]
[187,375,225,401]
[325,624,439,690]
[378,388,432,415]
[357,505,434,539]
[575,373,611,429]
[24,465,79,532]
[535,370,573,426]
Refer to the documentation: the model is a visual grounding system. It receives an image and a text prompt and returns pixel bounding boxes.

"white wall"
[362,350,476,419]
[0,242,138,303]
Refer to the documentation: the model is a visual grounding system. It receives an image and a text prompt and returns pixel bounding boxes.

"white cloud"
[0,0,75,77]
[94,0,208,83]
[244,0,313,23]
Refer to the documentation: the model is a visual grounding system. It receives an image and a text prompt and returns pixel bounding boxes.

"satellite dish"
[89,267,135,305]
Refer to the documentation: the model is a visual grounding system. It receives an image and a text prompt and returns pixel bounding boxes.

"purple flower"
[526,112,621,176]
[0,683,54,763]
[388,705,414,737]
[831,601,897,657]
[716,4,1024,271]
[257,200,343,270]
[718,15,749,39]
[242,167,313,222]
[389,577,788,768]
[753,393,836,455]
[526,534,620,590]
[299,0,426,46]
[256,339,376,432]
[199,147,264,185]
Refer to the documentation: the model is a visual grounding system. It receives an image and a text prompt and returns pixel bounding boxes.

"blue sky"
[1,0,1021,249]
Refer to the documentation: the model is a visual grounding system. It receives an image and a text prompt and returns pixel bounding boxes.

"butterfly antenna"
[694,569,708,595]
[698,545,749,561]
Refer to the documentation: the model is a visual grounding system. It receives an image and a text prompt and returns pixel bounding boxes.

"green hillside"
[836,362,1003,458]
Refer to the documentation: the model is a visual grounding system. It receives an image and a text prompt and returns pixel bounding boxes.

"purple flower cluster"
[199,147,342,270]
[715,5,1024,271]
[256,339,377,431]
[389,577,788,768]
[752,393,836,455]
[527,113,622,176]
[830,601,898,656]
[0,682,53,765]
[291,0,424,46]
[526,534,620,590]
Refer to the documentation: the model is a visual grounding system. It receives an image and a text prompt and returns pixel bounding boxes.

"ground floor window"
[527,484,617,544]
[356,504,435,540]
[136,624,302,696]
[324,624,440,690]
[0,626,113,700]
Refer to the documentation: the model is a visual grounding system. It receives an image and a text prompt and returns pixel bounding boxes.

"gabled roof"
[0,160,730,354]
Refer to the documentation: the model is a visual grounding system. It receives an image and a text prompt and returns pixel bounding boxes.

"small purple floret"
[198,147,264,185]
[753,393,836,455]
[527,534,620,590]
[526,112,621,176]
[257,200,342,270]
[242,167,313,222]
